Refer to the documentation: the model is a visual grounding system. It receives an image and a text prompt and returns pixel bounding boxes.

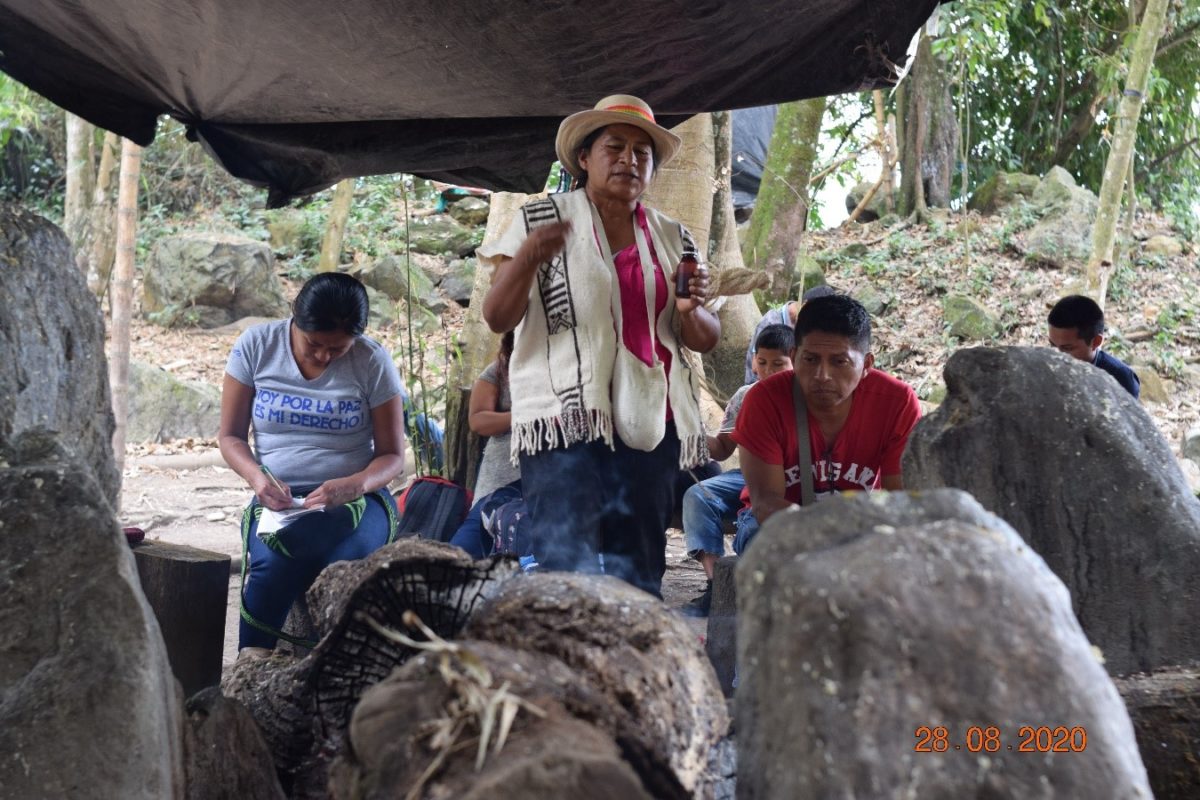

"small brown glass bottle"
[675,255,697,298]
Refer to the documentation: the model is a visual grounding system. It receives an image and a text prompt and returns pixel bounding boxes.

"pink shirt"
[610,205,672,376]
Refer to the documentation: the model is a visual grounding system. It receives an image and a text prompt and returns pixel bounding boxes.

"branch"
[1155,16,1200,58]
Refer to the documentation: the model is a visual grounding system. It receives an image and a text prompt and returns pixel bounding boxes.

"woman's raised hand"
[518,221,573,269]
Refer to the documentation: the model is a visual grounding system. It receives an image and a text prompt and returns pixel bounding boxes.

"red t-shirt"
[731,368,921,506]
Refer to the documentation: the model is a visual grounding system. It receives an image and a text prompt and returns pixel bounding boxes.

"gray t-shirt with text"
[225,318,403,487]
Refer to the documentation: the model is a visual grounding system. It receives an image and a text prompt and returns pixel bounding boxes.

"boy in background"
[1048,295,1140,398]
[681,324,795,617]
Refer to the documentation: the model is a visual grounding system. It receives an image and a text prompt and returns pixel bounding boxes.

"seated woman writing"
[218,272,406,658]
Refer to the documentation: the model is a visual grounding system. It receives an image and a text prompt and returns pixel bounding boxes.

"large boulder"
[904,346,1200,674]
[1013,166,1098,268]
[144,233,288,328]
[354,254,447,314]
[736,489,1151,800]
[967,171,1039,214]
[0,205,119,507]
[0,430,184,798]
[128,361,222,443]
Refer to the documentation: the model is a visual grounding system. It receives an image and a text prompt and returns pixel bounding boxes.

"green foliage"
[937,0,1200,226]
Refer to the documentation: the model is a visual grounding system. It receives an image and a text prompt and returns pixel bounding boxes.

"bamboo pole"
[1086,0,1169,305]
[109,138,142,487]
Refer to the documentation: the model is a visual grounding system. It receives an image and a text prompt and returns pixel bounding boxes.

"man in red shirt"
[730,294,921,552]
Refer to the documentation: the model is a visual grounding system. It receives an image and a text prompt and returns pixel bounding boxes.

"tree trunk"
[899,31,959,216]
[706,110,764,401]
[739,98,826,301]
[444,192,531,489]
[318,178,355,273]
[1087,0,1169,304]
[63,112,95,262]
[642,114,715,252]
[109,139,142,488]
[86,131,120,294]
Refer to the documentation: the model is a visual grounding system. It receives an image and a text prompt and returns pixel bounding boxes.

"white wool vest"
[480,189,709,469]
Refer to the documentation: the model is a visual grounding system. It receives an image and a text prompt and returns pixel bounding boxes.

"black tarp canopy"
[0,0,940,204]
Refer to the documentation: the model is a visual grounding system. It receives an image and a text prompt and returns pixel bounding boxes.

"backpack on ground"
[394,476,472,542]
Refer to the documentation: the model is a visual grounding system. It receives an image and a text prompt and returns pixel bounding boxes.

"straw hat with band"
[555,94,682,180]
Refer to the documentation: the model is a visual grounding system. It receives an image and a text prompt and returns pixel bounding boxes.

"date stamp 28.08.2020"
[914,725,1088,753]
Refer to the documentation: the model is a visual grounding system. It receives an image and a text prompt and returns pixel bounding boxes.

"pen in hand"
[259,465,293,509]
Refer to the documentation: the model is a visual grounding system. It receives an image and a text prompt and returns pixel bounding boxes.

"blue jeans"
[239,489,396,649]
[519,424,680,598]
[682,470,745,558]
[449,480,522,558]
[732,507,760,555]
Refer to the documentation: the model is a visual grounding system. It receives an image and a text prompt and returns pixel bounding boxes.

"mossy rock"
[855,284,889,316]
[968,172,1039,214]
[796,254,825,295]
[840,242,869,260]
[943,295,1001,340]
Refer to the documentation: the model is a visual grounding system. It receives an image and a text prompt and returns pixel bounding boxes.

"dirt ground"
[120,451,711,669]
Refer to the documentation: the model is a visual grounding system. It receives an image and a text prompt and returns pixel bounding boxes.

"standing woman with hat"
[480,94,720,597]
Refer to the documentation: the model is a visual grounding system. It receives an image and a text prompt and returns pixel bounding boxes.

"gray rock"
[855,284,888,316]
[904,346,1200,674]
[705,556,738,696]
[447,195,491,227]
[355,254,447,313]
[942,294,1000,340]
[0,205,120,507]
[0,430,185,799]
[363,285,400,330]
[1183,426,1200,462]
[265,209,313,255]
[967,171,1039,213]
[736,489,1152,800]
[844,180,894,222]
[407,214,483,257]
[1137,367,1169,404]
[1014,166,1098,268]
[840,242,869,260]
[439,256,477,306]
[794,253,825,295]
[1144,234,1184,258]
[128,361,221,443]
[144,233,288,328]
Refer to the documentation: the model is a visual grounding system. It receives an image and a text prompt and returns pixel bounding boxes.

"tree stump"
[132,540,230,697]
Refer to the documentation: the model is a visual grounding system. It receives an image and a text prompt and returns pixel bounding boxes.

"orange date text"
[913,725,1087,753]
